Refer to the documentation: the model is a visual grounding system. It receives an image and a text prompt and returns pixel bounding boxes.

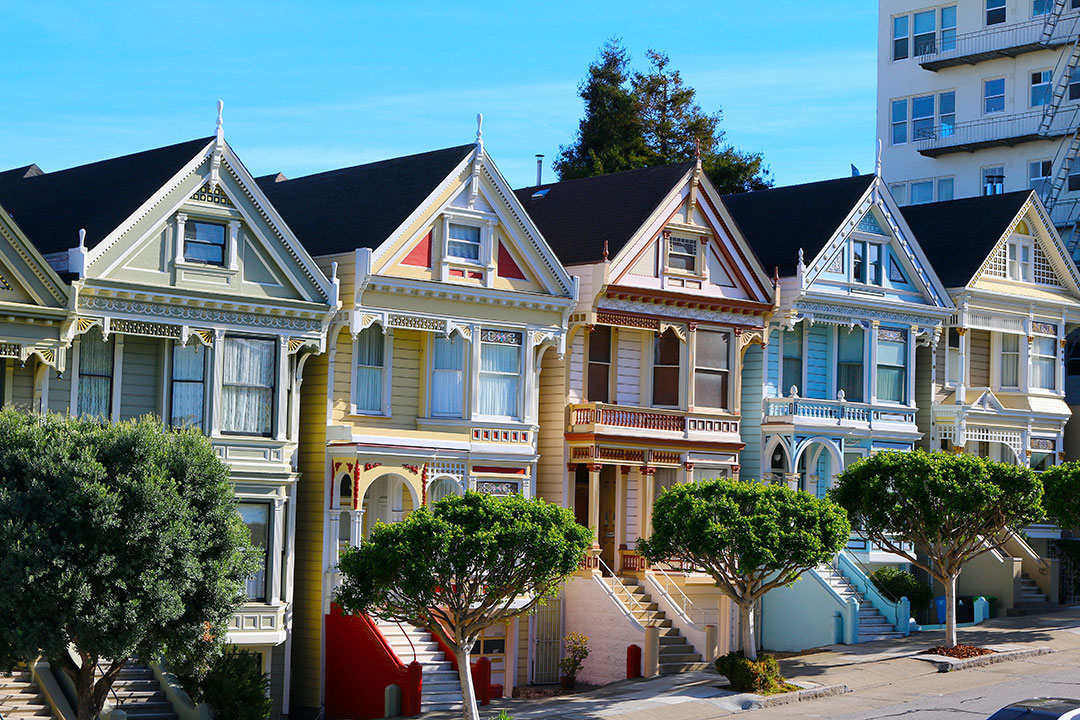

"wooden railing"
[569,403,739,435]
[764,397,915,426]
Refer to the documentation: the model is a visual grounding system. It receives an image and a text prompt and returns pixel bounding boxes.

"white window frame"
[851,239,886,287]
[996,332,1022,389]
[892,14,910,60]
[1007,239,1033,281]
[446,222,482,263]
[439,209,498,286]
[351,325,393,417]
[663,233,704,277]
[1031,69,1053,108]
[986,0,1006,26]
[984,77,1006,115]
[1030,159,1053,196]
[174,212,240,272]
[169,339,210,431]
[1031,331,1059,392]
[476,329,523,420]
[891,98,909,145]
[913,9,937,56]
[428,332,467,418]
[940,5,957,51]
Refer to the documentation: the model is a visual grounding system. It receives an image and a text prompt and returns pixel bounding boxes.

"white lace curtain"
[478,342,520,417]
[171,342,206,428]
[432,335,464,416]
[355,327,384,413]
[222,337,275,435]
[78,329,113,419]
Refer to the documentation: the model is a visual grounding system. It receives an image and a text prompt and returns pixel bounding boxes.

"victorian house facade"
[514,160,776,684]
[0,124,338,717]
[259,129,577,716]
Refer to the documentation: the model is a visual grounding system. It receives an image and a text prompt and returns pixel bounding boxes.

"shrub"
[870,567,933,617]
[714,652,784,694]
[198,648,271,720]
[558,632,590,678]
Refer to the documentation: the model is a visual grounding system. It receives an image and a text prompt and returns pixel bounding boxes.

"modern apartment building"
[878,0,1080,247]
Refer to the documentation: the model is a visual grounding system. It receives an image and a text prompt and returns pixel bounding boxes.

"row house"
[0,122,338,717]
[260,127,577,716]
[515,160,776,684]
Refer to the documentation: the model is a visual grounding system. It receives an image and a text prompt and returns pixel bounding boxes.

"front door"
[599,466,617,573]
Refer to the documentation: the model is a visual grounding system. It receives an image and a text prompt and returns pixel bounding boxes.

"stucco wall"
[761,571,844,652]
[563,574,644,686]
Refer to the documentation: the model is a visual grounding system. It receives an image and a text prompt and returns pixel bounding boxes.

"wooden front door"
[599,466,617,573]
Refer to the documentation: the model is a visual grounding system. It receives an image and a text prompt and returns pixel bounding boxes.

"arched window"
[429,476,462,505]
[339,475,352,508]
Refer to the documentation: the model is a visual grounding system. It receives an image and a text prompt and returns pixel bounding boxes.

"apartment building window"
[694,330,730,410]
[983,166,1005,195]
[170,342,206,429]
[478,330,521,418]
[986,0,1006,25]
[947,328,962,384]
[782,324,802,395]
[587,325,612,403]
[1007,240,1032,280]
[984,78,1006,114]
[891,99,908,144]
[913,10,936,55]
[1032,335,1058,390]
[222,337,276,436]
[652,329,681,407]
[184,221,227,266]
[837,327,864,402]
[354,326,385,414]
[238,503,269,601]
[1034,0,1053,15]
[1032,70,1053,107]
[893,15,910,60]
[431,334,465,417]
[912,95,935,140]
[1030,160,1053,197]
[447,223,481,262]
[667,236,698,273]
[889,182,908,204]
[941,6,957,51]
[911,180,934,205]
[938,177,955,200]
[876,330,908,404]
[77,328,113,419]
[1070,67,1080,102]
[940,91,956,136]
[1001,334,1021,387]
[1069,168,1080,193]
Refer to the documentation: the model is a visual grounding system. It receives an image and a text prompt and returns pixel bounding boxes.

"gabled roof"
[900,191,1031,288]
[257,144,474,256]
[513,162,695,266]
[722,174,876,277]
[0,138,213,256]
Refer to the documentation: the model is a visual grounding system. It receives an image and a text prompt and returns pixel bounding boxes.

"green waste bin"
[985,596,997,619]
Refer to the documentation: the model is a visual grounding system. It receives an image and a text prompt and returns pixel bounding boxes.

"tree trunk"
[454,645,479,720]
[75,659,96,720]
[738,601,757,661]
[944,572,958,648]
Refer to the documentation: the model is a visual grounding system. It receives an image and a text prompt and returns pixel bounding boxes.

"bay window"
[447,223,481,262]
[694,330,730,410]
[1032,336,1058,390]
[221,337,275,436]
[170,342,206,429]
[782,324,803,395]
[478,330,521,418]
[78,328,113,419]
[238,503,269,602]
[837,327,864,402]
[876,330,907,404]
[354,326,385,414]
[652,329,681,407]
[1000,334,1021,387]
[431,334,464,416]
[587,325,612,403]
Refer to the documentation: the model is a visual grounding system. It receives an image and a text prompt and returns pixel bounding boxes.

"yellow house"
[260,125,577,715]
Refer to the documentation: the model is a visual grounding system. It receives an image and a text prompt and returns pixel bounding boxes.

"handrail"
[595,556,652,627]
[393,620,418,663]
[649,565,710,628]
[840,550,899,605]
[836,552,910,633]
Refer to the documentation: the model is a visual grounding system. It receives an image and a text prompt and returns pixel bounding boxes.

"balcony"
[567,402,740,443]
[914,108,1077,157]
[763,396,916,430]
[917,16,1078,71]
[228,602,288,645]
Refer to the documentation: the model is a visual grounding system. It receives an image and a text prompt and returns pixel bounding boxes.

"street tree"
[832,450,1043,647]
[1038,461,1080,530]
[0,410,257,720]
[637,479,850,660]
[335,491,591,720]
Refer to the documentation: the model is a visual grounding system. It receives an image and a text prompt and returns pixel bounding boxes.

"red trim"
[497,241,528,280]
[402,231,433,268]
[427,622,494,705]
[471,465,527,475]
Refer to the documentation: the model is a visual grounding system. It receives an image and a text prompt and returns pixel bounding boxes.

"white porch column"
[587,464,601,551]
[956,328,968,404]
[641,466,656,539]
[350,509,363,547]
[276,337,289,441]
[110,335,124,423]
[174,213,187,265]
[211,329,225,435]
[869,321,879,404]
[327,511,342,570]
[270,496,285,602]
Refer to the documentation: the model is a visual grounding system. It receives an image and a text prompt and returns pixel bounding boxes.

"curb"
[745,683,851,710]
[913,647,1053,673]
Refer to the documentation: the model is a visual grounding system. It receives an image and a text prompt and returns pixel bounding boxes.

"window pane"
[1001,334,1020,386]
[853,241,866,281]
[589,326,612,363]
[434,335,464,370]
[838,327,864,362]
[173,342,205,381]
[938,178,955,201]
[985,79,1006,113]
[1034,0,1053,15]
[877,366,906,403]
[184,222,226,265]
[694,370,728,409]
[893,16,910,60]
[222,338,275,435]
[655,331,681,366]
[1032,70,1052,107]
[184,241,224,265]
[431,367,463,416]
[696,331,729,370]
[911,181,934,204]
[78,377,111,419]
[355,367,383,412]
[878,338,907,366]
[481,343,520,373]
[478,373,519,416]
[78,330,113,419]
[356,327,385,367]
[653,367,680,406]
[448,224,481,260]
[238,503,269,601]
[171,343,205,428]
[668,237,697,271]
[588,363,610,403]
[838,364,863,402]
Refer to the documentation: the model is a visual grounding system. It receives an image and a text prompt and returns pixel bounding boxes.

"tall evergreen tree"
[553,39,648,181]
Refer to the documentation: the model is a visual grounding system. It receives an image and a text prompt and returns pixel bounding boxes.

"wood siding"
[739,344,764,480]
[119,336,162,421]
[969,330,991,388]
[615,330,641,406]
[537,349,566,506]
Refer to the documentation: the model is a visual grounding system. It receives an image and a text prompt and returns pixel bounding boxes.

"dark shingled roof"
[722,174,875,277]
[0,138,213,256]
[513,162,694,266]
[258,144,474,256]
[900,191,1030,288]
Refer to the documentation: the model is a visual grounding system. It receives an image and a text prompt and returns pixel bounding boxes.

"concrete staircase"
[818,566,905,642]
[99,662,176,720]
[1009,572,1056,616]
[0,670,52,720]
[375,620,463,713]
[603,577,709,674]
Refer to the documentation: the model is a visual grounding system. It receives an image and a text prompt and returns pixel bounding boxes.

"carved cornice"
[792,299,945,330]
[598,297,758,327]
[78,295,323,334]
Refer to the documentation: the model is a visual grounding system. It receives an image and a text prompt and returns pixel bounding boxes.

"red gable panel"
[497,241,527,280]
[402,231,432,267]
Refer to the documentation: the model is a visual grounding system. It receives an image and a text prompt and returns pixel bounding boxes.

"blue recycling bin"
[935,595,947,624]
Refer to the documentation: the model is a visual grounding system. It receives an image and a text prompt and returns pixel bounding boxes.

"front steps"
[818,566,905,642]
[0,670,52,720]
[375,620,463,712]
[602,577,709,674]
[1007,572,1056,616]
[99,662,176,720]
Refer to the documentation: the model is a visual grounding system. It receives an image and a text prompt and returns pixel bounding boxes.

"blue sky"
[0,1,878,190]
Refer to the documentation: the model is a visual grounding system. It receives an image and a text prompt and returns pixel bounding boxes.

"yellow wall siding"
[331,327,423,431]
[969,330,991,388]
[915,345,933,450]
[537,348,566,506]
[516,616,529,686]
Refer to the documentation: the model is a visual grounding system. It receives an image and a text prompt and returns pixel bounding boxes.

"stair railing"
[649,564,712,628]
[836,552,911,635]
[392,621,417,663]
[595,556,653,627]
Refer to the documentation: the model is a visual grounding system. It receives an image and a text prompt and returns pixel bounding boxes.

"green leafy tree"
[0,410,257,720]
[195,647,272,720]
[554,38,649,180]
[832,451,1043,647]
[1038,461,1080,530]
[335,492,591,720]
[637,479,849,660]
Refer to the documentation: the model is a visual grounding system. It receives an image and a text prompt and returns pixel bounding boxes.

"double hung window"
[1034,0,1054,15]
[876,330,907,404]
[221,337,275,436]
[1032,336,1058,390]
[1070,67,1080,102]
[940,6,957,51]
[1030,160,1053,196]
[853,241,884,286]
[170,342,206,429]
[1007,241,1032,280]
[238,503,270,601]
[891,99,909,145]
[913,10,936,55]
[184,221,226,266]
[667,236,697,273]
[947,328,962,384]
[652,329,681,407]
[78,329,113,419]
[782,324,803,395]
[1000,334,1021,387]
[478,330,521,418]
[587,325,612,403]
[837,327,864,402]
[431,334,464,416]
[694,330,730,410]
[940,91,956,137]
[354,327,385,414]
[912,95,935,140]
[938,177,955,201]
[447,223,481,262]
[1032,70,1053,107]
[986,0,1006,25]
[893,15,910,60]
[910,180,934,205]
[984,78,1006,114]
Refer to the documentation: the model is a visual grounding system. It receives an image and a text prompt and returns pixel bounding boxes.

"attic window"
[184,221,226,266]
[531,189,550,199]
[857,212,887,236]
[667,236,698,273]
[447,224,481,262]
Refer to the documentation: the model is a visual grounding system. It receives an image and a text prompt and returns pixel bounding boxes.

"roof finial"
[603,239,609,261]
[694,138,701,163]
[875,138,882,176]
[216,100,224,143]
[475,113,483,152]
[773,266,780,287]
[798,247,804,266]
[78,228,86,249]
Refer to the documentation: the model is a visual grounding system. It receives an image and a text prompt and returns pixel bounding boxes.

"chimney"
[535,154,544,186]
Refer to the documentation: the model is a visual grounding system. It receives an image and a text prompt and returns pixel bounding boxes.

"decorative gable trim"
[0,204,68,307]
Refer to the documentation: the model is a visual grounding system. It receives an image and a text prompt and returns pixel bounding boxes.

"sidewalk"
[426,607,1080,719]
